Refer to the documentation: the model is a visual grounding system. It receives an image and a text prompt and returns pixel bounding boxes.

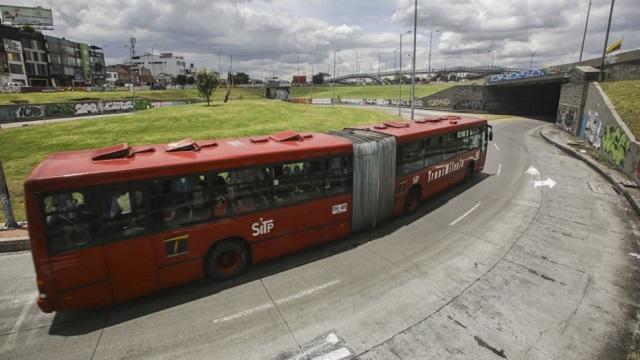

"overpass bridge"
[328,66,522,84]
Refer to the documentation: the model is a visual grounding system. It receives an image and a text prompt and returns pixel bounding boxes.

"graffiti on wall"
[488,69,545,83]
[15,105,45,119]
[426,98,452,107]
[47,103,74,116]
[601,125,631,166]
[74,100,134,115]
[584,104,603,149]
[556,106,576,133]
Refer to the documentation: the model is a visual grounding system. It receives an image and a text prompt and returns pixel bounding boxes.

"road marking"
[493,143,500,151]
[449,202,482,226]
[278,279,340,304]
[630,253,640,259]
[497,163,502,176]
[533,178,557,189]
[212,280,340,324]
[312,347,351,360]
[0,298,32,353]
[211,303,274,324]
[525,166,540,175]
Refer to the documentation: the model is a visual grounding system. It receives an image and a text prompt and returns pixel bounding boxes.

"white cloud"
[31,0,640,79]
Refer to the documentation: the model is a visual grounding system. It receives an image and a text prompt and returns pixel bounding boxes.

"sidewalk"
[0,225,29,252]
[540,124,640,216]
[0,111,134,129]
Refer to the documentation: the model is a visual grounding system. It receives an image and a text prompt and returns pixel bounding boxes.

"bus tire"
[404,186,421,214]
[205,239,250,281]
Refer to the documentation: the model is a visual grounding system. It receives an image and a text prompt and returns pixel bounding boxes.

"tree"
[196,69,219,106]
[233,72,250,85]
[176,74,187,86]
[313,72,329,84]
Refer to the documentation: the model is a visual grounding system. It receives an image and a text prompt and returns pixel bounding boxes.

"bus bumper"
[37,295,53,313]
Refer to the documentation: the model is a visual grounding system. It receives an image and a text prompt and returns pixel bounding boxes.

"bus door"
[99,187,158,302]
[42,191,112,309]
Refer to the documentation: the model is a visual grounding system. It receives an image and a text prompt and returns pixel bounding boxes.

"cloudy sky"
[23,0,640,79]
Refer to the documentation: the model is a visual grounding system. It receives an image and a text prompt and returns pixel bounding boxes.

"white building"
[130,52,186,79]
[1,38,27,87]
[105,71,118,86]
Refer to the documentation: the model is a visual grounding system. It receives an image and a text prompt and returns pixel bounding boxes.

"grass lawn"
[0,100,398,222]
[600,80,640,139]
[0,87,263,105]
[290,83,456,99]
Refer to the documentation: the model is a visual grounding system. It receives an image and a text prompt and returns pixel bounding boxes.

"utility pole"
[333,49,340,106]
[218,52,222,79]
[296,52,300,76]
[310,63,314,100]
[0,160,18,229]
[399,30,411,116]
[378,52,381,76]
[410,0,418,120]
[428,30,439,75]
[579,0,592,62]
[599,0,615,81]
[530,51,536,69]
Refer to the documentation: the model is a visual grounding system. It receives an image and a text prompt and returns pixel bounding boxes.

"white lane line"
[277,279,340,304]
[493,143,500,151]
[449,202,482,226]
[311,347,351,360]
[212,279,340,324]
[0,298,32,353]
[211,303,274,324]
[497,163,502,176]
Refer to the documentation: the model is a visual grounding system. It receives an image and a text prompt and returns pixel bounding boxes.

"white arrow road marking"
[493,143,500,151]
[534,178,557,189]
[449,202,482,226]
[525,166,540,175]
[630,253,640,259]
[497,163,502,176]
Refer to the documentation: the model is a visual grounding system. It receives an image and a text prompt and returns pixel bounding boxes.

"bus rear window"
[43,191,98,254]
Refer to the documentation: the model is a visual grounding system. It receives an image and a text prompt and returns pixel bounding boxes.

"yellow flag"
[606,38,623,54]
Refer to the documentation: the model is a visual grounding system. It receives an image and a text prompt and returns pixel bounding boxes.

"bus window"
[101,189,149,240]
[325,156,352,195]
[43,191,98,254]
[273,159,325,206]
[222,167,272,214]
[398,140,425,175]
[425,136,444,166]
[150,174,213,229]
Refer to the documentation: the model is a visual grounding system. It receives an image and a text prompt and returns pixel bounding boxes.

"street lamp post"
[530,51,536,69]
[333,49,340,106]
[410,0,418,120]
[599,0,615,81]
[579,0,592,62]
[428,30,440,75]
[399,30,411,116]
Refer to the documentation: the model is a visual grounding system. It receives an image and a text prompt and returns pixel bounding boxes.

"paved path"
[0,117,638,359]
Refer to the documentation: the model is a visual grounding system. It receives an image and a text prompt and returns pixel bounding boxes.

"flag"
[606,37,623,54]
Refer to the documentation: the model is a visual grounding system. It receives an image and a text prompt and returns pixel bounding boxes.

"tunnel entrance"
[487,82,562,120]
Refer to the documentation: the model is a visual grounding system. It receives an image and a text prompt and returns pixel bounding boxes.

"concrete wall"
[582,82,640,182]
[420,83,561,117]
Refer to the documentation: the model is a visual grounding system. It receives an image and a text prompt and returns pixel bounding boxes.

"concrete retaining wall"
[0,99,151,124]
[582,82,640,183]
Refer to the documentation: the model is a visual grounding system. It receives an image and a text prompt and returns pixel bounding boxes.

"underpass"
[0,114,638,360]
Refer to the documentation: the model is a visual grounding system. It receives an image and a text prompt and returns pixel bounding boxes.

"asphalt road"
[1,115,639,360]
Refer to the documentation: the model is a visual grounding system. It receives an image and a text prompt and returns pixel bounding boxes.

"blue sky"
[17,0,640,79]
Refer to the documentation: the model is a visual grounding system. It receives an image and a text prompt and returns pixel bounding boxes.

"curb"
[0,237,30,252]
[539,125,640,217]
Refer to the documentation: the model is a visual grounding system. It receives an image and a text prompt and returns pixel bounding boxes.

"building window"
[25,63,35,75]
[7,52,21,62]
[37,64,47,76]
[9,64,23,74]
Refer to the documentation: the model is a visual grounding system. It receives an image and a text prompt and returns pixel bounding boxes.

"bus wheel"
[205,240,249,280]
[404,187,421,214]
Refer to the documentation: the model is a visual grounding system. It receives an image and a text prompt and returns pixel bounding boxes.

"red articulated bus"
[24,115,492,312]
